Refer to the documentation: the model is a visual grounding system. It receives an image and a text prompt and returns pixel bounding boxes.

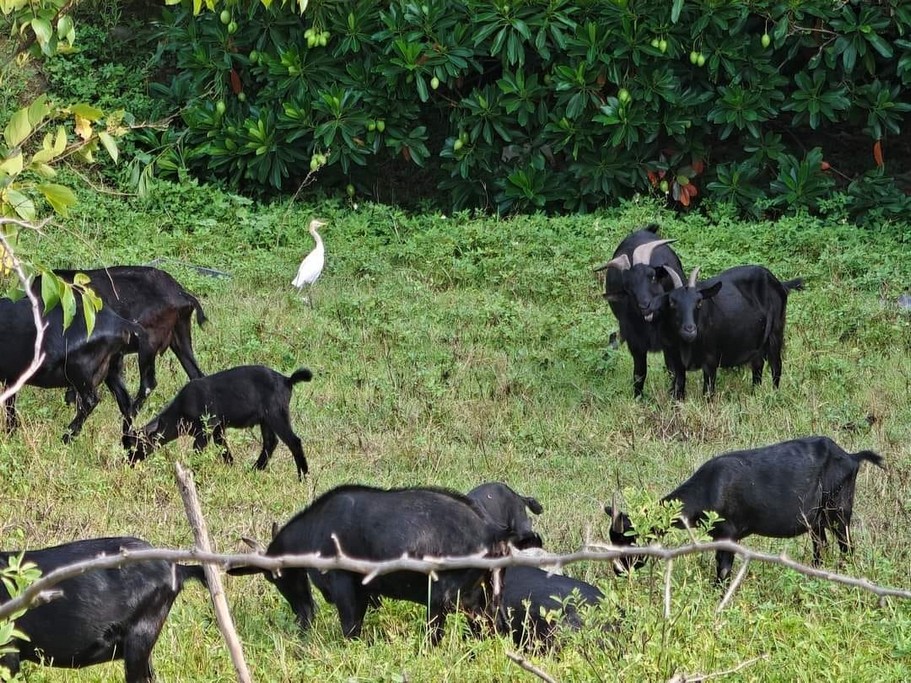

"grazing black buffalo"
[606,436,884,581]
[648,264,804,398]
[0,294,141,441]
[593,224,684,397]
[499,566,604,648]
[229,485,509,642]
[0,537,205,683]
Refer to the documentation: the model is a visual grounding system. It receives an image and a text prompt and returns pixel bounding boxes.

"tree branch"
[1,539,908,623]
[0,220,49,405]
[506,651,559,683]
[175,463,251,683]
[666,653,769,682]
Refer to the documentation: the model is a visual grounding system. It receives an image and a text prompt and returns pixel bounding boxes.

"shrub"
[144,0,911,220]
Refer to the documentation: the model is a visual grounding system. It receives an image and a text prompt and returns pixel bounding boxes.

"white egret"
[292,218,326,305]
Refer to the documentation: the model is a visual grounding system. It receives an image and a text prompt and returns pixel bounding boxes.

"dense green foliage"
[140,0,911,218]
[2,185,910,680]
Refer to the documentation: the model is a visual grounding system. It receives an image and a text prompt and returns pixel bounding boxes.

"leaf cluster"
[138,0,911,220]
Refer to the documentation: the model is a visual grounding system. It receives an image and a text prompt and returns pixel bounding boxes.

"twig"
[1,540,909,623]
[175,463,252,683]
[716,559,750,613]
[506,651,560,683]
[663,559,673,619]
[666,653,769,682]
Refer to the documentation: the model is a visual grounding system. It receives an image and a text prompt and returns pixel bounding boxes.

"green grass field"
[2,189,910,681]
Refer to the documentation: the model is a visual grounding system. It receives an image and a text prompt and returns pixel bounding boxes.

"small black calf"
[499,566,604,648]
[123,365,312,479]
[606,436,884,582]
[0,537,205,683]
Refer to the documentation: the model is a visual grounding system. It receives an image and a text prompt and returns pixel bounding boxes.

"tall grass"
[3,187,910,681]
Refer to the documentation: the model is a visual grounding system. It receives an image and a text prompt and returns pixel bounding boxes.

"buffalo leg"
[63,387,99,443]
[330,575,369,638]
[190,421,210,452]
[132,341,159,417]
[253,424,278,471]
[104,354,133,424]
[832,512,852,555]
[811,526,828,565]
[426,604,448,645]
[702,365,718,397]
[751,356,765,385]
[171,314,205,380]
[267,410,308,479]
[211,424,233,464]
[768,343,784,388]
[664,350,686,400]
[631,346,648,398]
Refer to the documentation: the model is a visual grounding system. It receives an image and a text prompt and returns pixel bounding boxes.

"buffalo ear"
[522,496,543,515]
[699,281,722,300]
[242,536,266,553]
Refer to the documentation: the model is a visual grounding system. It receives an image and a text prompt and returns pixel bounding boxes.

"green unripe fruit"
[376,120,386,132]
[459,131,468,143]
[368,120,376,132]
[658,39,667,53]
[249,50,258,63]
[761,33,771,49]
[318,34,327,46]
[650,38,660,49]
[659,179,669,193]
[346,183,355,197]
[237,92,246,102]
[697,53,706,67]
[618,88,631,104]
[430,76,440,90]
[689,50,699,64]
[453,139,464,151]
[219,9,230,24]
[216,100,226,115]
[227,21,237,35]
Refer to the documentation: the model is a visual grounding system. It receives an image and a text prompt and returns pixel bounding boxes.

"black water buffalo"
[593,224,684,397]
[228,485,509,642]
[499,566,604,648]
[648,264,804,398]
[606,436,884,581]
[123,365,312,479]
[466,482,544,550]
[0,294,141,441]
[0,537,205,683]
[50,266,207,416]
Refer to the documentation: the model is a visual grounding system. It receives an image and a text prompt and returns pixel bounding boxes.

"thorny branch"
[1,539,909,623]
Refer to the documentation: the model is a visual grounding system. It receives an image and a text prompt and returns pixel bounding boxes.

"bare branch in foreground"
[175,463,251,683]
[1,539,909,623]
[506,651,559,683]
[663,559,673,619]
[0,221,49,405]
[716,559,750,614]
[666,653,769,682]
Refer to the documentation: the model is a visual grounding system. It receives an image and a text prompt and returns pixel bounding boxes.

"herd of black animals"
[0,226,887,681]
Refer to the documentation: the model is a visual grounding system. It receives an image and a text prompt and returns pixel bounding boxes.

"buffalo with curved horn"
[593,224,684,397]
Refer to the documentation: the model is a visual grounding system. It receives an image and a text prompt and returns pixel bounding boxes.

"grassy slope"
[3,188,910,681]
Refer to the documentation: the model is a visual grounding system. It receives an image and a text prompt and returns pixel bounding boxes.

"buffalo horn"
[593,253,631,273]
[663,265,684,289]
[687,266,701,288]
[631,238,676,266]
[242,536,266,554]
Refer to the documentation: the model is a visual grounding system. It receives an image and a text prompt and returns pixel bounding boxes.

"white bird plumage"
[292,219,326,301]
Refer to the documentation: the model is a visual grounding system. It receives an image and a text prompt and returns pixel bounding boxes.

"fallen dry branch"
[506,651,559,683]
[175,463,252,683]
[666,653,769,682]
[1,539,909,622]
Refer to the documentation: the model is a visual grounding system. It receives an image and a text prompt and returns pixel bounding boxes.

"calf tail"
[177,564,208,588]
[288,368,314,386]
[185,293,208,327]
[851,450,885,469]
[782,278,805,293]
